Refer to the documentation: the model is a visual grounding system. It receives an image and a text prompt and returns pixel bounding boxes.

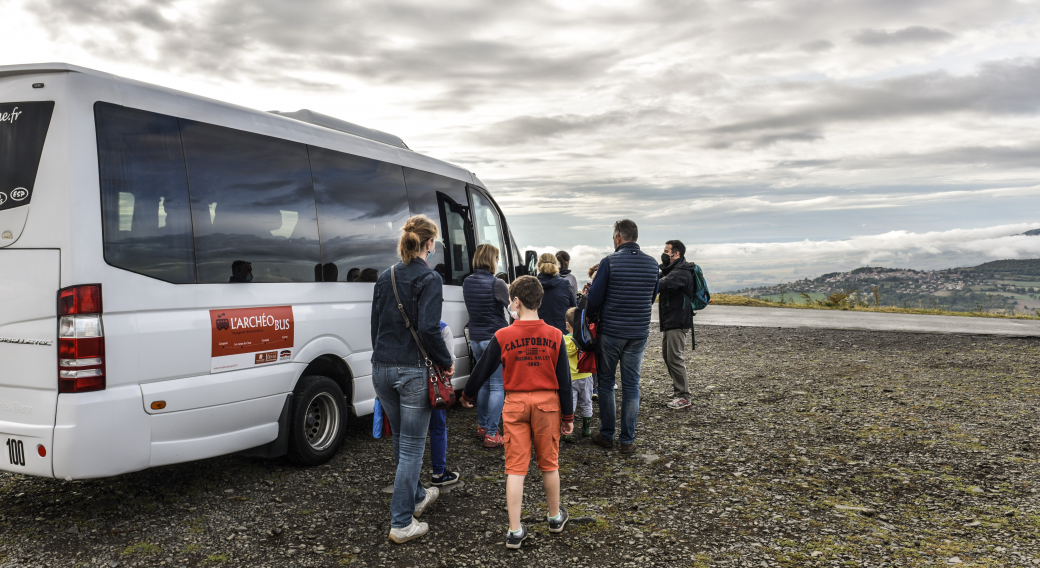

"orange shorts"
[502,390,562,475]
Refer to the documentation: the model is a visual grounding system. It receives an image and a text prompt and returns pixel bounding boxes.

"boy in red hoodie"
[461,275,574,549]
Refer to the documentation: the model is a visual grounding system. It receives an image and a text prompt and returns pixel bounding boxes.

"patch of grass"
[203,553,229,563]
[121,542,161,556]
[184,517,206,534]
[180,543,201,554]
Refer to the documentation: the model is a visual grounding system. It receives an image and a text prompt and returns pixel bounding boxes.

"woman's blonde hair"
[537,252,559,277]
[398,215,439,263]
[473,243,499,272]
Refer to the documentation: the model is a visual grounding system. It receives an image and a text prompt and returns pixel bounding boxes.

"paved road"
[651,304,1040,337]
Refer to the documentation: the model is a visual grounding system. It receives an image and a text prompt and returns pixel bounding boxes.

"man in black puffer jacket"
[657,239,696,410]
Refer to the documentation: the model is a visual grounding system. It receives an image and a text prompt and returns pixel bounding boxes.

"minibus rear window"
[0,101,54,212]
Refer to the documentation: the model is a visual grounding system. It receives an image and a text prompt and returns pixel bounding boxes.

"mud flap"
[236,393,292,459]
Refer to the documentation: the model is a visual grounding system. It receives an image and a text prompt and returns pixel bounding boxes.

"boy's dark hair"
[665,239,686,258]
[509,275,543,310]
[565,307,578,330]
[614,219,638,242]
[555,250,570,267]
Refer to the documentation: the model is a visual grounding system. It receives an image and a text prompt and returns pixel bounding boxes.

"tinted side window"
[180,120,321,283]
[95,103,196,283]
[403,168,472,285]
[309,147,410,282]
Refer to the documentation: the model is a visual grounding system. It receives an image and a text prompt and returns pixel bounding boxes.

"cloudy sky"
[4,0,1040,289]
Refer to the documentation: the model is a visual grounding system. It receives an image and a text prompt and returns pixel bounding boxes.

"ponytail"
[398,215,439,263]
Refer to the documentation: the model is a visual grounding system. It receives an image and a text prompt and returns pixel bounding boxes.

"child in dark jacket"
[461,276,574,549]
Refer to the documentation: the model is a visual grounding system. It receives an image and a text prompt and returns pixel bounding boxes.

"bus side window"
[95,103,197,284]
[179,120,321,284]
[309,147,410,281]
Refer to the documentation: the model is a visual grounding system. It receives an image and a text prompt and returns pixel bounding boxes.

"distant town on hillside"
[726,259,1040,314]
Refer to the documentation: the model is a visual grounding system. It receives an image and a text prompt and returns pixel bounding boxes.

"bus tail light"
[57,285,105,393]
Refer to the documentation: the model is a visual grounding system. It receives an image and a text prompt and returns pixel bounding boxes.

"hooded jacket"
[559,268,579,302]
[657,258,697,332]
[537,272,576,334]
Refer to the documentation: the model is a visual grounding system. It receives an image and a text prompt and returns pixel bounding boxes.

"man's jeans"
[470,339,504,437]
[372,364,431,529]
[596,334,648,445]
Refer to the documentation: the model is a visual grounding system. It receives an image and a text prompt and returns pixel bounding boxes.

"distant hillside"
[964,259,1040,276]
[1024,228,1040,236]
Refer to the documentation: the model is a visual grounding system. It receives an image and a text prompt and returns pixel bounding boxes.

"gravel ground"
[1,325,1038,568]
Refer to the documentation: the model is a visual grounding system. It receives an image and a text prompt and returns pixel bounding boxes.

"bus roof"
[0,62,486,189]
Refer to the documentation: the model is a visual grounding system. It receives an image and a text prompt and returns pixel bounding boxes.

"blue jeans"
[429,409,447,476]
[596,334,648,445]
[470,339,504,437]
[372,364,432,529]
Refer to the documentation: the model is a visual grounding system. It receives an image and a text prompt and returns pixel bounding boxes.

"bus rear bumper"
[0,420,54,477]
[53,386,150,479]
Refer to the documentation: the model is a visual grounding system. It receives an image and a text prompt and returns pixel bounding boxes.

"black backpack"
[572,294,599,352]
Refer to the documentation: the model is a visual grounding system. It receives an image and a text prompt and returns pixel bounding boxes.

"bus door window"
[402,168,473,285]
[437,192,473,285]
[469,189,508,278]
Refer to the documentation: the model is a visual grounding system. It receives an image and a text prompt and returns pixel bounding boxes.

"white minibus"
[0,63,536,479]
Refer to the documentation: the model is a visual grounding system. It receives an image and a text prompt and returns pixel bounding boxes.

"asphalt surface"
[652,304,1040,337]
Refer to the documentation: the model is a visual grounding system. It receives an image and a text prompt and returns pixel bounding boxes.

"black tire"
[286,375,347,466]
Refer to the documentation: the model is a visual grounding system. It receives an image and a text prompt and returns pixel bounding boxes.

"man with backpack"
[657,239,700,409]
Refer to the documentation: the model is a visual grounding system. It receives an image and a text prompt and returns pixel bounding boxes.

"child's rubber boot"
[563,434,576,444]
[581,417,592,437]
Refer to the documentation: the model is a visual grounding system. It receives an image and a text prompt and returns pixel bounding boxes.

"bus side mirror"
[524,250,538,275]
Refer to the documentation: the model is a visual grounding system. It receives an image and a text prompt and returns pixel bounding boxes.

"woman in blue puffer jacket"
[462,244,510,448]
[536,252,576,334]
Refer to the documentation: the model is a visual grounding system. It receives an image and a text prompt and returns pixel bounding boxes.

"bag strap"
[390,265,434,369]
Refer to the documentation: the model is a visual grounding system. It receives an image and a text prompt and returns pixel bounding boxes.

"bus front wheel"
[287,376,347,466]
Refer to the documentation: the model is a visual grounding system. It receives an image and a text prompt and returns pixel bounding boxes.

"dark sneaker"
[619,442,637,455]
[548,507,569,533]
[667,397,692,409]
[505,524,528,549]
[591,431,614,449]
[431,471,459,487]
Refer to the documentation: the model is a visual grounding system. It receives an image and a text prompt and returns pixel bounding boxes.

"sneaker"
[476,426,487,439]
[619,442,637,455]
[505,524,528,549]
[590,430,614,449]
[548,507,569,533]
[431,471,460,487]
[413,486,439,517]
[483,433,504,448]
[388,517,428,544]
[667,397,692,409]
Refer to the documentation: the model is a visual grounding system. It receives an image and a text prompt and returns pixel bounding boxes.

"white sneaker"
[414,486,439,517]
[667,397,692,409]
[388,517,428,544]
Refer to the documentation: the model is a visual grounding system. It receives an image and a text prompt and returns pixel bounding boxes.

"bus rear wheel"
[287,376,347,466]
